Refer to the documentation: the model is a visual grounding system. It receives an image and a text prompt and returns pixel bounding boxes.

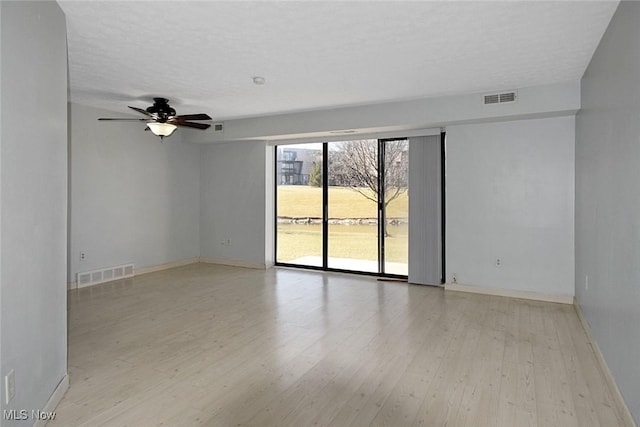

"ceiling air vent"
[484,90,517,105]
[213,123,224,132]
[484,94,500,105]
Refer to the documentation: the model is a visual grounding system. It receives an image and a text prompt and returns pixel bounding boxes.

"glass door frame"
[377,138,387,275]
[274,139,408,279]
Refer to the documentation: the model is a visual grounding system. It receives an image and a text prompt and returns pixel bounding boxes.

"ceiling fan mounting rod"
[147,98,176,122]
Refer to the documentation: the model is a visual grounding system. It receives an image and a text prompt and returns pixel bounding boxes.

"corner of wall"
[1,0,69,417]
[574,1,640,423]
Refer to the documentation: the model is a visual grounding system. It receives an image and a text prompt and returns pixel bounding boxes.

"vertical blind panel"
[408,135,442,285]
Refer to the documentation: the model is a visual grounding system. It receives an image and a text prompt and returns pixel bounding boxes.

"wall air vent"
[484,90,517,105]
[78,272,91,286]
[213,123,224,132]
[76,263,135,289]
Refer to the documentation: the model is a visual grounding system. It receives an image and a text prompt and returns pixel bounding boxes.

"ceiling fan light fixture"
[147,122,177,137]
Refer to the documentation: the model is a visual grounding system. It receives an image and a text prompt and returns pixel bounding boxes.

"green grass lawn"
[276,185,408,267]
[277,223,408,264]
[277,186,408,218]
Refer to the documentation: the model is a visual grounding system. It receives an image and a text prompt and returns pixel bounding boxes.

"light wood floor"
[51,263,631,427]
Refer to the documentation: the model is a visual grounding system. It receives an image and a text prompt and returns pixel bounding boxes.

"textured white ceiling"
[58,1,618,120]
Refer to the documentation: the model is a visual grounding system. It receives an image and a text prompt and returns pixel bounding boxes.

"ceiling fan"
[98,98,212,140]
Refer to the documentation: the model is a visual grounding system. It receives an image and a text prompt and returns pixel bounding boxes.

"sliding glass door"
[275,143,323,267]
[328,140,379,272]
[381,139,409,275]
[275,139,408,277]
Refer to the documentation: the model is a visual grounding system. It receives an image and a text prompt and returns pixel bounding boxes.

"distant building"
[277,147,321,185]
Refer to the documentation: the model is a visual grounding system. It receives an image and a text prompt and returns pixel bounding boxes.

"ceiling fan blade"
[128,106,153,117]
[169,119,210,130]
[98,118,148,121]
[173,113,212,121]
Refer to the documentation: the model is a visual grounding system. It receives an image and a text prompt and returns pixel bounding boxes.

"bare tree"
[329,139,408,235]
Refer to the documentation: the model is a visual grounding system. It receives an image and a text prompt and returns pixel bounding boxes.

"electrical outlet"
[585,275,589,290]
[79,252,86,261]
[495,258,502,267]
[5,369,15,404]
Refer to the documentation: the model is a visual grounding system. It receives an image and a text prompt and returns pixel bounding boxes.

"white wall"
[0,1,3,418]
[1,3,4,420]
[200,141,267,268]
[446,117,575,297]
[575,1,640,422]
[193,82,581,283]
[1,1,68,422]
[69,103,201,282]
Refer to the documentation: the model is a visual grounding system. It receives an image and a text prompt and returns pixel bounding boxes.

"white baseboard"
[135,257,200,276]
[444,283,574,305]
[200,257,266,270]
[35,374,68,427]
[574,302,637,427]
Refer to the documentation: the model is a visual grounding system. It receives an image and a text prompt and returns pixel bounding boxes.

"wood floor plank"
[49,264,633,427]
[246,286,435,427]
[368,302,460,427]
[411,297,485,426]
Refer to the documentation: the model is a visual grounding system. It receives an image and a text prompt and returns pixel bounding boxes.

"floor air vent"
[484,90,517,105]
[77,263,135,288]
